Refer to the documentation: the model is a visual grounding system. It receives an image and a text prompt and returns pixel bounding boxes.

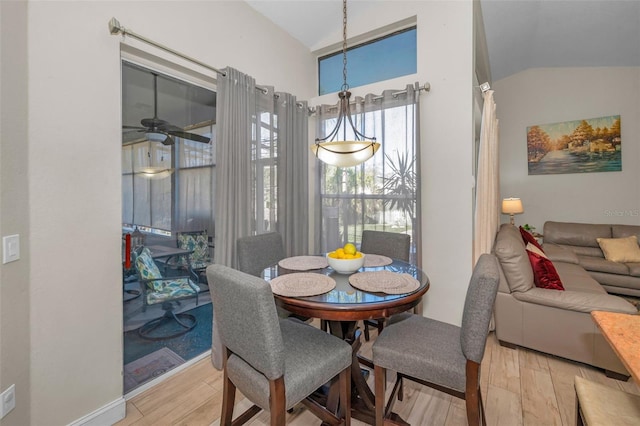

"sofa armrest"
[543,243,580,264]
[512,288,637,314]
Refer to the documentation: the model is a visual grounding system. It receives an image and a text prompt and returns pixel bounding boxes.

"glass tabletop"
[262,257,429,309]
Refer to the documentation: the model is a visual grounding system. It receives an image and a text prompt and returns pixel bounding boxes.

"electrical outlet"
[0,384,15,419]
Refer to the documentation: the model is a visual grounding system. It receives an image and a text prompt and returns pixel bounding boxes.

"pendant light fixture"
[310,0,380,167]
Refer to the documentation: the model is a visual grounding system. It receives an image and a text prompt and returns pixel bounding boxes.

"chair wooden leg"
[221,368,236,426]
[269,377,286,426]
[364,321,371,341]
[374,364,386,426]
[465,361,481,426]
[478,385,486,426]
[339,366,351,426]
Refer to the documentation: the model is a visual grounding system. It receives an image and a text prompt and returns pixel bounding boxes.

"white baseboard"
[67,397,126,426]
[68,349,212,425]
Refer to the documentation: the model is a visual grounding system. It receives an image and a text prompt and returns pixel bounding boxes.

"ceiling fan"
[123,72,211,146]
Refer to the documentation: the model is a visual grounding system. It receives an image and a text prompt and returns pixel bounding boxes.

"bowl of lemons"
[327,243,365,274]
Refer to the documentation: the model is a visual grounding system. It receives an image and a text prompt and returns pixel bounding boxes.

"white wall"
[2,0,475,423]
[1,1,31,425]
[10,1,314,425]
[495,67,640,230]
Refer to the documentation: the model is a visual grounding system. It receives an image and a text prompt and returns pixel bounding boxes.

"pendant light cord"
[342,0,349,92]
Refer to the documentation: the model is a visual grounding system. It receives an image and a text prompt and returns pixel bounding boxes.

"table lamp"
[502,197,524,225]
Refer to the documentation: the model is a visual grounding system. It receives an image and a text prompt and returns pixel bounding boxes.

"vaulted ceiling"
[246,0,640,83]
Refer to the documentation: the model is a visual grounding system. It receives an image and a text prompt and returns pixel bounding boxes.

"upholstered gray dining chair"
[207,264,352,426]
[213,232,290,371]
[237,232,286,277]
[360,230,411,340]
[372,253,500,426]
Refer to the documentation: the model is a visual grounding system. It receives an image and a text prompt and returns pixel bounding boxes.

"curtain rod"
[108,17,269,95]
[308,82,430,115]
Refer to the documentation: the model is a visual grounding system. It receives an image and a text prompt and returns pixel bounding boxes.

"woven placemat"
[363,254,393,267]
[349,271,420,294]
[278,256,329,271]
[270,273,336,297]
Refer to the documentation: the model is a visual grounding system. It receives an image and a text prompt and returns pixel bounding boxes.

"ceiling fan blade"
[166,130,211,144]
[123,125,146,130]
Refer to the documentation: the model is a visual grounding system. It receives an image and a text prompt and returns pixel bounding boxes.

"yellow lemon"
[354,252,363,258]
[343,253,355,259]
[328,251,336,258]
[335,248,345,259]
[343,243,357,256]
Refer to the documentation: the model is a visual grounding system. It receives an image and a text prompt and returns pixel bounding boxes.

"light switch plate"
[2,235,20,264]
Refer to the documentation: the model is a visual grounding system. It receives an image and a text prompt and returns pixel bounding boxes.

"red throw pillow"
[520,226,544,252]
[526,246,564,291]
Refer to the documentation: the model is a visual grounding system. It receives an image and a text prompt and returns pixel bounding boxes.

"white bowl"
[327,254,365,274]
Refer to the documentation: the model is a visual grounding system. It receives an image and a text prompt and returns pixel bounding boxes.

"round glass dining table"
[262,257,430,425]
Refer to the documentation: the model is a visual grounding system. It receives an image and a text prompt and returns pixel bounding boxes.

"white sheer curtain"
[314,83,421,265]
[473,90,500,264]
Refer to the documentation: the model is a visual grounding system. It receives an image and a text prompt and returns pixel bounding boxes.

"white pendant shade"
[310,140,381,167]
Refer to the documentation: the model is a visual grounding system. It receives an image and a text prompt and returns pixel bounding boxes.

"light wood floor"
[115,324,640,426]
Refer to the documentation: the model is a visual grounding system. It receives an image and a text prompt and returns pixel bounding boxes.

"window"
[121,62,216,236]
[318,27,417,95]
[316,88,420,263]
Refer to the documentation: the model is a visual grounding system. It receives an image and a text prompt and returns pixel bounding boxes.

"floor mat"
[123,347,185,394]
[123,303,213,393]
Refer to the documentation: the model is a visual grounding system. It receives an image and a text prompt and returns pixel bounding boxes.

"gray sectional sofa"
[493,223,637,378]
[544,221,640,297]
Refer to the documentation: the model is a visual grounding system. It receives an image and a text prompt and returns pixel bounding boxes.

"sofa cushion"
[543,243,580,265]
[520,226,543,251]
[580,255,631,275]
[627,263,640,278]
[554,262,607,294]
[597,235,640,263]
[512,288,637,314]
[611,224,640,240]
[494,224,534,293]
[526,244,564,291]
[544,221,611,248]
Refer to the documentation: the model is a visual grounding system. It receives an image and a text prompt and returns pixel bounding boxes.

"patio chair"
[133,247,200,340]
[207,264,352,426]
[360,230,411,340]
[172,230,213,283]
[372,253,500,426]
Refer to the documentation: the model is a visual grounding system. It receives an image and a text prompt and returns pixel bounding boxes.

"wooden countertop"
[591,310,640,384]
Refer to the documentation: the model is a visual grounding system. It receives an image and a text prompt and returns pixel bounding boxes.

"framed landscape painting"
[527,115,621,175]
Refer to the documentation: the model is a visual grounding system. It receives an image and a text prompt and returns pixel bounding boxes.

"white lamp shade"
[310,140,381,167]
[502,198,524,214]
